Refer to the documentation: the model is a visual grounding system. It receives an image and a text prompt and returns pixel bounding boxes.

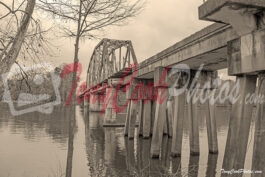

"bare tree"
[0,0,36,74]
[0,0,54,75]
[36,1,144,177]
[37,0,144,64]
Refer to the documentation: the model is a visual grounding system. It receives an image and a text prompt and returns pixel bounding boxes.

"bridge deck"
[136,23,239,79]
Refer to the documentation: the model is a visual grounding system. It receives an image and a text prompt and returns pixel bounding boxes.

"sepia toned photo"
[1,0,265,176]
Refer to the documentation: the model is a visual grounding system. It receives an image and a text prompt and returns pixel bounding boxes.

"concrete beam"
[228,30,265,75]
[136,23,238,79]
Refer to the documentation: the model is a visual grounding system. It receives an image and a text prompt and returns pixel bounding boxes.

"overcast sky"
[50,0,212,81]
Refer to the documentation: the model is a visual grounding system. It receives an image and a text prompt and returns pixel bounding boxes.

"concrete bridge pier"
[252,73,265,176]
[222,75,257,173]
[103,79,121,126]
[142,99,152,138]
[169,71,188,157]
[171,91,185,157]
[198,0,265,174]
[187,90,200,156]
[187,70,218,156]
[124,81,139,139]
[138,80,153,139]
[166,97,173,138]
[89,93,100,112]
[205,90,218,154]
[150,67,169,158]
[137,100,143,137]
[127,100,138,139]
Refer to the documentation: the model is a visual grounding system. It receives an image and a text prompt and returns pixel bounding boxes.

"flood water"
[0,102,256,177]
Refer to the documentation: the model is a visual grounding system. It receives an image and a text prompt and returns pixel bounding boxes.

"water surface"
[0,103,255,177]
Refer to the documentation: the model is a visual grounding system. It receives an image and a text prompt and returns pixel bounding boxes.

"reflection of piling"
[104,128,116,165]
[125,138,136,173]
[188,155,199,177]
[206,154,218,177]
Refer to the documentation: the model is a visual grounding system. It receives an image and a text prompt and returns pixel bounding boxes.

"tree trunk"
[65,1,82,177]
[1,0,36,74]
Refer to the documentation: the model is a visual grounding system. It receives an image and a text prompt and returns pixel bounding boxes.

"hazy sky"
[51,0,212,81]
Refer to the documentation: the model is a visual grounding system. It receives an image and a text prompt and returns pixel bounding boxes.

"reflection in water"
[0,103,73,177]
[0,103,255,177]
[188,155,199,177]
[65,105,76,177]
[206,154,218,177]
[81,105,235,177]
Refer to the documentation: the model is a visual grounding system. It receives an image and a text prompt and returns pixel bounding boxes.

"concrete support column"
[98,94,106,113]
[205,90,218,154]
[124,99,130,136]
[150,87,168,158]
[142,100,152,138]
[222,75,257,174]
[150,67,169,158]
[128,100,138,139]
[103,78,122,126]
[171,91,185,157]
[104,87,116,124]
[188,92,200,156]
[151,100,156,136]
[252,73,265,177]
[187,70,217,156]
[137,100,144,137]
[89,93,100,112]
[141,80,154,139]
[124,81,139,139]
[166,98,174,138]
